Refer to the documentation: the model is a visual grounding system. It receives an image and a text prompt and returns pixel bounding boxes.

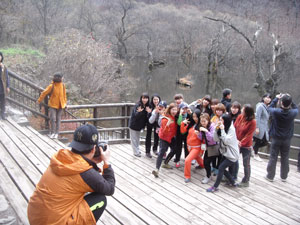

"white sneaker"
[201,176,211,184]
[49,133,55,139]
[254,154,262,162]
[53,133,58,139]
[191,159,196,165]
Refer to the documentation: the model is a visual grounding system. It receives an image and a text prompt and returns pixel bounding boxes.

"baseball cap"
[179,102,189,109]
[69,124,99,152]
[158,101,167,108]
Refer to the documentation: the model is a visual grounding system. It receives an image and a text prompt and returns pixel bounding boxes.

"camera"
[93,141,108,158]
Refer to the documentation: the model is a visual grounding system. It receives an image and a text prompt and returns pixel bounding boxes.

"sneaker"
[184,178,191,183]
[238,182,249,187]
[153,150,158,156]
[254,154,262,162]
[134,152,142,157]
[50,133,55,139]
[281,178,287,182]
[146,153,152,158]
[264,175,273,182]
[162,164,173,169]
[206,186,219,192]
[191,159,196,165]
[152,170,159,178]
[175,162,180,168]
[53,133,58,139]
[201,176,211,184]
[225,181,238,187]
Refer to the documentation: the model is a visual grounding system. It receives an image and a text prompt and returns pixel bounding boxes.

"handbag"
[202,131,220,157]
[207,144,220,157]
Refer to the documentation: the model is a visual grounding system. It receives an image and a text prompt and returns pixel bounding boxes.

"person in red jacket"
[152,103,178,177]
[181,109,203,183]
[234,104,256,187]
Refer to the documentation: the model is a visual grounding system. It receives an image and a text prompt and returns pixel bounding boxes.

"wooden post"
[126,105,131,139]
[121,106,126,139]
[93,108,98,127]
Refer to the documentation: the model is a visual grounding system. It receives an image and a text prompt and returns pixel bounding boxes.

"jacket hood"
[50,149,92,176]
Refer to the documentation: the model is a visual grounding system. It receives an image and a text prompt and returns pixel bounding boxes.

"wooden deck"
[0,118,300,225]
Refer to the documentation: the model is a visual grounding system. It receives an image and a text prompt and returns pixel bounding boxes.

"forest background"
[0,0,299,106]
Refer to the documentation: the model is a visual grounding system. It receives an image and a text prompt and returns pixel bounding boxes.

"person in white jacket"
[207,114,239,192]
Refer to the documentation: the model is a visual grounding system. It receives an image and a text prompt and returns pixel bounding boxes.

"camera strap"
[81,155,101,172]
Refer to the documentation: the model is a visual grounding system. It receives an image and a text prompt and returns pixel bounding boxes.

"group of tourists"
[129,89,299,192]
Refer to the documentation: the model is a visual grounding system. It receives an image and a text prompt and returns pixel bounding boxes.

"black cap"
[69,124,99,151]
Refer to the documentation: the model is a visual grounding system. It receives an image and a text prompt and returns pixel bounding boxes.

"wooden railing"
[7,70,50,128]
[5,70,300,155]
[60,103,134,143]
[6,70,134,143]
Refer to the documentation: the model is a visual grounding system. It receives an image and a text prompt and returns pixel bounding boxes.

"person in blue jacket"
[265,93,298,182]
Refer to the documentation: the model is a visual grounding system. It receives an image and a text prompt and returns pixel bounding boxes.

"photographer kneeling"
[28,124,115,225]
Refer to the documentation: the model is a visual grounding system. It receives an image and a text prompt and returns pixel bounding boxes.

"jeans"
[145,122,159,153]
[229,160,239,180]
[267,138,291,180]
[0,94,5,118]
[156,138,176,170]
[214,158,236,188]
[240,147,251,183]
[49,107,63,134]
[84,192,107,222]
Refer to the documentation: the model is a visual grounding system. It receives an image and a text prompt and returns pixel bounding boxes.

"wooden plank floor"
[0,118,300,225]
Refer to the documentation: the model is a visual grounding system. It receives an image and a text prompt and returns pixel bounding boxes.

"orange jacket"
[38,82,67,109]
[181,123,202,147]
[27,149,96,225]
[159,115,177,143]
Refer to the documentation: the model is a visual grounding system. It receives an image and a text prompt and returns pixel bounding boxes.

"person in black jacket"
[221,88,232,113]
[28,124,115,224]
[145,94,161,158]
[129,93,151,157]
[0,52,10,120]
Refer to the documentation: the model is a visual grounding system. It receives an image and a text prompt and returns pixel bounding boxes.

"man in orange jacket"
[27,124,115,225]
[37,73,67,139]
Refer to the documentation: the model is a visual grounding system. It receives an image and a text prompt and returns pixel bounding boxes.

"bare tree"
[205,27,233,97]
[30,0,64,36]
[205,16,288,97]
[42,29,131,102]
